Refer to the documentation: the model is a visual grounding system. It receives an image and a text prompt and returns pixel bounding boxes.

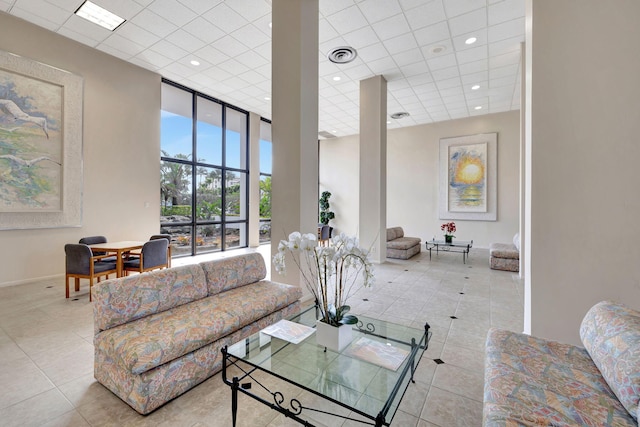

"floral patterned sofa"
[92,253,302,415]
[483,300,640,426]
[386,227,421,259]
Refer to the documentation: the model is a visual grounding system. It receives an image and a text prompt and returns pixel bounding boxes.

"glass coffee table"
[425,239,473,263]
[222,306,431,427]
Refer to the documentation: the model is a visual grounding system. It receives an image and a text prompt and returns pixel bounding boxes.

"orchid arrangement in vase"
[273,232,374,326]
[441,222,456,242]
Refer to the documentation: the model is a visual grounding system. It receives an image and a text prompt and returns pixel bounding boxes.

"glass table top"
[226,306,431,425]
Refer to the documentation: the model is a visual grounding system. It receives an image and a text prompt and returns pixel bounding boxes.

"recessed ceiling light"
[465,37,477,45]
[190,60,200,66]
[430,45,446,54]
[390,112,410,119]
[332,130,337,133]
[269,22,272,28]
[264,97,270,100]
[75,1,125,31]
[387,121,391,124]
[333,76,341,81]
[474,106,482,110]
[471,84,480,90]
[328,46,358,64]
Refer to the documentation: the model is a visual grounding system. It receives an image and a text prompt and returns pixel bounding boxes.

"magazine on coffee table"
[261,319,315,344]
[344,336,409,371]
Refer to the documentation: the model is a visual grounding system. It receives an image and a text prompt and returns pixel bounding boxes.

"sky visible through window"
[260,139,272,174]
[161,111,272,172]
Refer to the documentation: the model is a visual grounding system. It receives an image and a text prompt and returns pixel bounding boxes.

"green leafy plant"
[319,191,335,225]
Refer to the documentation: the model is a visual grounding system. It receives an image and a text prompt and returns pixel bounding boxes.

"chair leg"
[66,275,70,298]
[89,278,93,302]
[75,277,80,292]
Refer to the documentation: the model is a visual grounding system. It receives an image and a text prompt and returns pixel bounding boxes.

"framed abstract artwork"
[0,49,83,229]
[439,133,497,221]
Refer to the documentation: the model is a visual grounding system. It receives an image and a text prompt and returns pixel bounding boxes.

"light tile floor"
[0,245,523,427]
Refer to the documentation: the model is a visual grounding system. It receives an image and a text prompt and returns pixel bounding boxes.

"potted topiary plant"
[319,191,335,225]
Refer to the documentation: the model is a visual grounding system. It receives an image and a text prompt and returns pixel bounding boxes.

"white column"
[271,0,319,289]
[248,112,261,247]
[359,75,387,262]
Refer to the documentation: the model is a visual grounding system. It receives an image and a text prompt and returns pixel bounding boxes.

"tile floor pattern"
[0,246,523,427]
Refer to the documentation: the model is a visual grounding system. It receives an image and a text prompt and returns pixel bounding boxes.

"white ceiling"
[0,0,525,138]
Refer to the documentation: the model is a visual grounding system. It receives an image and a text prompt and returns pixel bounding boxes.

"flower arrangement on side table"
[273,232,374,327]
[441,221,456,243]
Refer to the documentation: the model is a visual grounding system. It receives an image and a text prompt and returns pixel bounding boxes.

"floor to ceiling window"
[161,79,249,256]
[259,119,272,244]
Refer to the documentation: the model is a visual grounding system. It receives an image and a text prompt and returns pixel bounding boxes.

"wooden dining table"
[89,241,144,278]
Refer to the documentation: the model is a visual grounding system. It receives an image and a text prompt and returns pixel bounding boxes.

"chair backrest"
[79,236,107,256]
[65,243,93,274]
[79,235,107,245]
[150,234,171,242]
[141,238,169,269]
[320,225,332,240]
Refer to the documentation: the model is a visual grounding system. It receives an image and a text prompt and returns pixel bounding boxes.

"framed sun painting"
[439,133,497,221]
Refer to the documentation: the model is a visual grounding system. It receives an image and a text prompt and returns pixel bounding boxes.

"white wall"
[527,0,640,345]
[0,12,160,286]
[320,110,521,249]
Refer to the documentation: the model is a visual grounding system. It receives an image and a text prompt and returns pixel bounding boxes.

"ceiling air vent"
[328,46,358,64]
[390,112,410,119]
[318,131,337,139]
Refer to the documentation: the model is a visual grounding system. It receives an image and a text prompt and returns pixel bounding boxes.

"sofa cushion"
[200,253,267,296]
[580,300,640,419]
[386,236,421,250]
[386,228,397,242]
[93,264,207,333]
[484,328,636,426]
[489,243,519,259]
[94,280,302,375]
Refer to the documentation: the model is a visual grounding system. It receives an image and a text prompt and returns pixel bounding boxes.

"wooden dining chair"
[150,234,172,268]
[65,243,117,302]
[319,225,333,246]
[123,239,169,276]
[79,235,117,262]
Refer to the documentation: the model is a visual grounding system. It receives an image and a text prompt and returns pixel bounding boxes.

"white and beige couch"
[489,233,520,272]
[386,227,421,260]
[92,253,302,414]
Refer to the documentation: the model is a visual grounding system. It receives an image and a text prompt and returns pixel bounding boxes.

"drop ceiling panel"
[371,13,411,41]
[448,8,487,36]
[13,0,69,26]
[131,9,178,38]
[166,28,206,53]
[224,0,270,23]
[202,3,248,34]
[358,0,402,24]
[405,1,446,31]
[183,17,226,44]
[4,0,525,138]
[175,0,221,15]
[148,0,196,26]
[149,39,188,61]
[327,5,369,35]
[383,33,418,55]
[443,0,486,19]
[414,21,451,46]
